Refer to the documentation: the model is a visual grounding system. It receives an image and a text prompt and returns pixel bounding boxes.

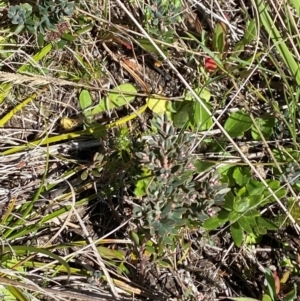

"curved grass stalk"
[0,87,47,127]
[1,103,148,156]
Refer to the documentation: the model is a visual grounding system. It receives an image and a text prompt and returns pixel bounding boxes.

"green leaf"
[231,222,243,247]
[192,100,213,130]
[244,210,260,220]
[251,116,275,140]
[246,180,265,195]
[158,260,171,268]
[78,90,91,112]
[244,19,257,43]
[264,269,276,301]
[147,97,168,114]
[202,210,229,230]
[290,0,300,14]
[185,87,211,102]
[219,165,236,186]
[283,283,297,301]
[118,262,129,275]
[145,244,156,255]
[184,87,212,130]
[233,196,250,213]
[265,180,280,190]
[81,170,88,180]
[238,216,253,234]
[263,180,287,203]
[212,22,226,53]
[236,186,247,197]
[233,167,251,186]
[134,170,151,198]
[98,83,137,112]
[229,210,240,222]
[172,106,190,128]
[98,246,124,260]
[226,297,261,301]
[194,160,215,172]
[200,88,211,102]
[247,194,263,208]
[130,231,140,246]
[56,39,68,49]
[256,217,278,230]
[224,110,252,137]
[61,33,76,41]
[262,295,273,301]
[136,38,168,56]
[5,286,29,301]
[79,90,93,118]
[91,101,106,115]
[246,232,262,244]
[224,191,235,211]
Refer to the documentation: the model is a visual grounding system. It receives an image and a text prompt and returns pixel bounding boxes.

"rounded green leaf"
[233,197,250,213]
[203,210,229,230]
[224,191,235,211]
[262,294,273,301]
[158,260,171,268]
[192,101,213,130]
[238,216,253,233]
[172,109,189,128]
[233,167,247,186]
[108,83,137,107]
[246,180,265,196]
[81,170,88,180]
[230,222,243,247]
[130,231,140,246]
[251,116,275,140]
[185,87,211,102]
[224,110,252,137]
[147,97,168,114]
[79,89,92,110]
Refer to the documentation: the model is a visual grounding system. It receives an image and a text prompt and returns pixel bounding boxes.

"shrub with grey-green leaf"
[133,115,214,246]
[144,0,183,42]
[8,4,32,25]
[145,0,182,26]
[280,162,300,185]
[8,0,74,34]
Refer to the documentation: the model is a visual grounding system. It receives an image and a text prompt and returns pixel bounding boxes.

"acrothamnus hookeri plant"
[133,115,219,248]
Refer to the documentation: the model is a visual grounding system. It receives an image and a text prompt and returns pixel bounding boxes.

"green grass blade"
[3,246,71,280]
[255,0,300,85]
[5,286,30,301]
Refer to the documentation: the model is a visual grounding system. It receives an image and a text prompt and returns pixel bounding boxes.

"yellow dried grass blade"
[2,103,148,156]
[0,90,42,127]
[1,197,16,224]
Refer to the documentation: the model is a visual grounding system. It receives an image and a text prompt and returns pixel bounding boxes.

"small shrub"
[7,0,74,34]
[143,0,183,42]
[133,115,223,250]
